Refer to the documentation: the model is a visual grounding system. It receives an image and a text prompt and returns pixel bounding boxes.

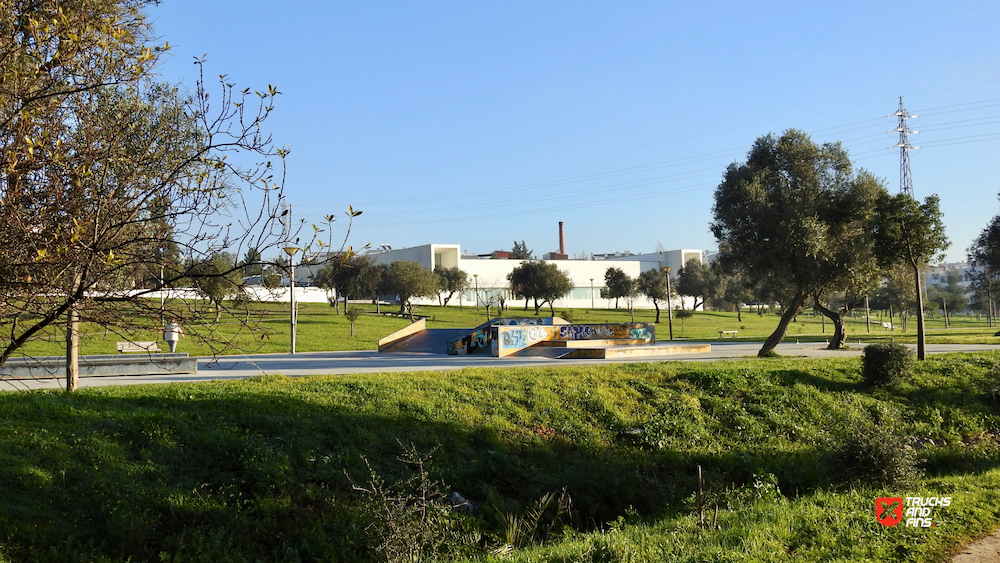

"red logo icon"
[876,497,903,527]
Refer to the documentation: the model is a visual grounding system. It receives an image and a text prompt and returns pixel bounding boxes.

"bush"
[862,342,914,388]
[828,421,922,488]
[560,310,575,323]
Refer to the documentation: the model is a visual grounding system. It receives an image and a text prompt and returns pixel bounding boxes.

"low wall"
[0,354,198,379]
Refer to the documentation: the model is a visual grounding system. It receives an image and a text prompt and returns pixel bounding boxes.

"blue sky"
[151,1,999,262]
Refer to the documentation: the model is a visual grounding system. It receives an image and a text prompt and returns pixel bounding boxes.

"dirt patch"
[952,529,1000,563]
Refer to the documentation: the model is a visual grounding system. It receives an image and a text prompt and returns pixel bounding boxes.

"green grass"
[6,301,999,359]
[1,353,1000,561]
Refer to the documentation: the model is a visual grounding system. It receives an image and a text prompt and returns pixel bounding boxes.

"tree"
[675,258,720,311]
[969,192,1000,325]
[0,0,329,390]
[314,253,357,315]
[710,129,886,356]
[353,260,387,313]
[636,269,669,323]
[926,270,967,322]
[511,240,533,260]
[601,267,632,309]
[241,248,263,278]
[969,191,1000,270]
[872,193,949,360]
[434,266,468,307]
[383,261,438,320]
[507,261,573,316]
[719,270,753,322]
[190,253,243,323]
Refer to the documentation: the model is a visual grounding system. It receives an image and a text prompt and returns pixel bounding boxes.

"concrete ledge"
[0,353,197,379]
[560,344,712,359]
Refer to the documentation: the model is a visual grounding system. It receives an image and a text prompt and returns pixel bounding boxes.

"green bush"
[828,421,921,488]
[862,342,914,387]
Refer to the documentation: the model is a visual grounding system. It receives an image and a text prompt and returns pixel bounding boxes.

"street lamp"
[284,246,301,354]
[590,278,595,309]
[662,267,674,341]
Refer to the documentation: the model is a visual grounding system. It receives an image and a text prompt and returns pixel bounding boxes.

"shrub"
[862,342,914,388]
[560,310,575,323]
[828,421,921,488]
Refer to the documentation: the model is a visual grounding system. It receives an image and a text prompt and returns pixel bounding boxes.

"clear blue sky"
[151,1,1000,263]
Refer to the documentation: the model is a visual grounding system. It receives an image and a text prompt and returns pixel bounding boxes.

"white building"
[365,243,704,310]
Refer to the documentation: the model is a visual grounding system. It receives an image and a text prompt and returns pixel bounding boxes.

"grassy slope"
[1,353,999,562]
[7,302,999,358]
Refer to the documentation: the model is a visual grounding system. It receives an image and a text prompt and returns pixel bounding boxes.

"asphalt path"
[4,341,1000,391]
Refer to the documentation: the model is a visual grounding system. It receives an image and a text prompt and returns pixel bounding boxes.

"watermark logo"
[877,496,951,527]
[876,497,903,527]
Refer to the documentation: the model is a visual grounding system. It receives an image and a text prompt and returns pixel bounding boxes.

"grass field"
[1,353,999,562]
[5,300,999,359]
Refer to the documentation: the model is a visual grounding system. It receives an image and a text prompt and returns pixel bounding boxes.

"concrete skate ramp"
[379,327,477,354]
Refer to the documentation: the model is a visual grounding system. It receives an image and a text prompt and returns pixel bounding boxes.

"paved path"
[4,341,999,391]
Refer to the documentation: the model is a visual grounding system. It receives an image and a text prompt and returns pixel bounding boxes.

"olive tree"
[383,261,438,320]
[711,129,886,356]
[507,261,573,316]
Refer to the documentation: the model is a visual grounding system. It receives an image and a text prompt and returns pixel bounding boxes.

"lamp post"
[284,246,300,354]
[474,274,479,316]
[662,267,674,341]
[590,278,595,309]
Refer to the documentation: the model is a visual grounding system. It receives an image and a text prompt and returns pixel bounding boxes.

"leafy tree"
[434,266,468,307]
[969,192,1000,325]
[676,258,720,311]
[0,0,304,390]
[507,261,573,316]
[241,248,263,278]
[511,240,533,259]
[969,191,1000,270]
[189,253,243,323]
[926,270,967,322]
[969,271,998,325]
[872,193,949,360]
[871,265,917,331]
[383,261,438,320]
[719,270,754,322]
[353,260,388,313]
[636,269,669,323]
[315,253,356,314]
[601,267,632,309]
[711,129,886,355]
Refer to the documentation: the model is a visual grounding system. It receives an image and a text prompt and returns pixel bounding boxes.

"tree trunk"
[524,297,529,311]
[654,300,661,323]
[758,293,807,357]
[813,297,847,350]
[736,304,742,322]
[214,302,222,323]
[533,298,541,315]
[442,292,454,307]
[912,262,927,360]
[66,307,80,392]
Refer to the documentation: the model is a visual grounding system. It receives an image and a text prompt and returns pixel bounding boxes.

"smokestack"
[558,222,566,255]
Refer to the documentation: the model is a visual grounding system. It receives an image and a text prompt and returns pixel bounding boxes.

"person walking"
[163,319,185,353]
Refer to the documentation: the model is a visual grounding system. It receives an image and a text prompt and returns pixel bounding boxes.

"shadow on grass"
[0,383,848,563]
